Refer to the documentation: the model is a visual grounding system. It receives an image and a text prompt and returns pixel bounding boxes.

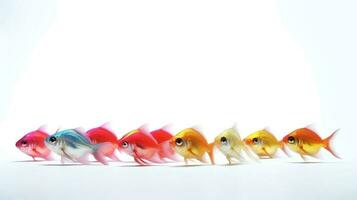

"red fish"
[150,128,178,161]
[15,126,52,160]
[86,123,119,161]
[117,126,172,165]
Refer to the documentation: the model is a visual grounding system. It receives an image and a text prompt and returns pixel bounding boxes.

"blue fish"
[45,129,112,165]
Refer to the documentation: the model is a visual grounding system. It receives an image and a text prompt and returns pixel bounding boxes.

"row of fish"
[15,124,340,165]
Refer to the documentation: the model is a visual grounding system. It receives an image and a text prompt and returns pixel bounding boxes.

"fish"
[86,123,119,161]
[117,126,169,165]
[15,126,52,160]
[281,126,340,160]
[45,129,113,165]
[150,127,178,161]
[214,127,254,164]
[170,128,214,165]
[243,128,283,158]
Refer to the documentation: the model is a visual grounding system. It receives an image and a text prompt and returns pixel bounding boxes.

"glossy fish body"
[45,129,111,165]
[214,127,252,164]
[170,128,214,165]
[244,129,281,158]
[16,127,51,160]
[86,124,119,160]
[117,128,163,165]
[282,127,340,160]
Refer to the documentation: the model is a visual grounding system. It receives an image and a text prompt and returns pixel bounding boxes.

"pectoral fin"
[298,145,317,159]
[262,147,273,158]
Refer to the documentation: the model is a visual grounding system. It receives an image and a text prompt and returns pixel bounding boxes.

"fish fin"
[138,125,159,142]
[322,129,340,159]
[279,140,290,157]
[61,156,65,164]
[263,126,273,133]
[226,156,232,165]
[148,153,165,163]
[138,124,150,132]
[31,147,40,155]
[134,156,147,165]
[207,142,215,165]
[298,144,317,159]
[74,127,87,135]
[262,147,273,158]
[100,122,116,133]
[37,125,48,132]
[242,145,258,161]
[77,153,90,165]
[186,140,197,157]
[299,153,306,160]
[234,152,246,162]
[108,153,120,161]
[133,149,148,165]
[166,154,181,162]
[305,124,317,132]
[187,148,197,157]
[61,147,75,162]
[161,124,172,131]
[231,123,238,130]
[93,142,113,165]
[45,155,54,161]
[55,127,61,134]
[191,125,203,133]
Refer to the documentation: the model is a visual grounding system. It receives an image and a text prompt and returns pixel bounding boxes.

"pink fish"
[15,126,52,160]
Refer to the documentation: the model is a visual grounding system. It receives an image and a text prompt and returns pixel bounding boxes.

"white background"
[0,0,356,199]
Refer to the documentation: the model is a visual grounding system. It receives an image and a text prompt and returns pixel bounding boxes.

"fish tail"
[322,129,341,159]
[279,140,290,157]
[207,143,215,165]
[93,142,114,165]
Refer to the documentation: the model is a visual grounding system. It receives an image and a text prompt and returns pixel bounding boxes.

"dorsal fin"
[263,126,273,133]
[54,127,61,134]
[160,124,172,131]
[74,127,87,135]
[37,125,48,132]
[305,124,317,132]
[138,124,150,133]
[100,122,115,133]
[138,124,158,143]
[191,125,203,133]
[231,123,238,130]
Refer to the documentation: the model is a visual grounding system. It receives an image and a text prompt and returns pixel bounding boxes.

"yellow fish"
[170,128,214,165]
[214,127,254,164]
[243,129,283,158]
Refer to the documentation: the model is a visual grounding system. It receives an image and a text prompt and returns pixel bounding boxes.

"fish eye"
[175,138,184,146]
[21,140,27,146]
[252,138,259,144]
[49,136,57,143]
[122,141,129,148]
[288,136,295,144]
[220,137,228,145]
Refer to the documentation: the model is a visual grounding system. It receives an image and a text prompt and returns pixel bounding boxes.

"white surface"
[1,160,355,200]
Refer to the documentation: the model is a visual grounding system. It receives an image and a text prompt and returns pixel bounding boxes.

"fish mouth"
[243,138,251,145]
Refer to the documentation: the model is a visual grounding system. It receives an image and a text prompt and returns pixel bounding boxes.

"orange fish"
[281,127,340,160]
[170,128,214,165]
